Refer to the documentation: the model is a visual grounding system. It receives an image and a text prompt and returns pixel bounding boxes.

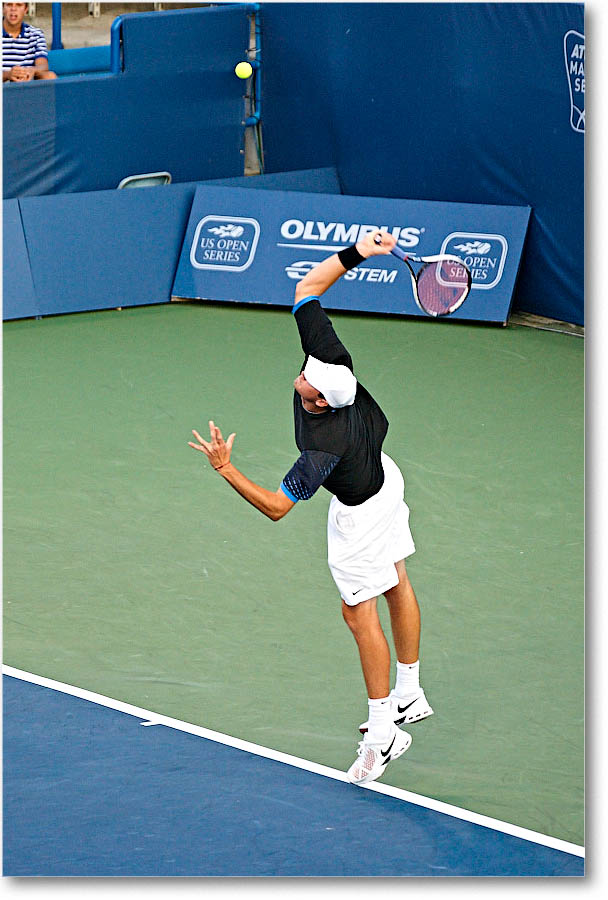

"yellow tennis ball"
[234,61,253,79]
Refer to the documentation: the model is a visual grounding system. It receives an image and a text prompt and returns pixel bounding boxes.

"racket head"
[413,255,471,317]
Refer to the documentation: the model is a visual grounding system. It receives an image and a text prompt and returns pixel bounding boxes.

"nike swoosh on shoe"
[397,697,420,714]
[380,735,396,758]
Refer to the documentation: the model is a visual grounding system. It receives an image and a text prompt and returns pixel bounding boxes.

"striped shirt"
[2,22,48,70]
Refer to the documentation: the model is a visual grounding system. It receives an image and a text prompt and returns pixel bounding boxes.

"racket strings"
[416,259,470,316]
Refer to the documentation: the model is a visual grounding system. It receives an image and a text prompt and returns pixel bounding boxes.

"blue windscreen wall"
[205,167,342,194]
[2,3,583,324]
[2,5,252,199]
[259,3,584,325]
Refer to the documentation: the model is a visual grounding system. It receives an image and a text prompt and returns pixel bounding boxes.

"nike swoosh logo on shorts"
[380,735,396,759]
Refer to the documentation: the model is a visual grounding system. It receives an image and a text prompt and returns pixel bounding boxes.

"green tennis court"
[3,302,583,845]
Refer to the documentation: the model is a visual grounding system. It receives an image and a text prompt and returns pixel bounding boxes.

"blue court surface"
[2,672,583,877]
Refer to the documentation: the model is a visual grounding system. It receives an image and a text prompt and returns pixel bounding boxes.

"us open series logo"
[440,234,508,290]
[190,216,260,271]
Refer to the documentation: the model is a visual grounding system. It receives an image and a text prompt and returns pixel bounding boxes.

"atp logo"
[190,215,260,271]
[564,30,585,134]
[441,233,508,290]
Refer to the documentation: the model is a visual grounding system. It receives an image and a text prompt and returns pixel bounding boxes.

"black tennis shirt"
[280,296,388,506]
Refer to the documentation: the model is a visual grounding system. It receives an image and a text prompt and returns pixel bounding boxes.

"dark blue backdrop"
[259,3,584,325]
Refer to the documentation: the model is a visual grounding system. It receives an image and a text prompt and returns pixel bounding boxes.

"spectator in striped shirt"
[3,3,56,82]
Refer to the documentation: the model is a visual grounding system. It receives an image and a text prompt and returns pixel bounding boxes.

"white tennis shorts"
[327,452,415,606]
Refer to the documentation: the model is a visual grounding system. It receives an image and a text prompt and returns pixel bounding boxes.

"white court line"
[3,664,584,860]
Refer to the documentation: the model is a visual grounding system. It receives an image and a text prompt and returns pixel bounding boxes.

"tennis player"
[189,229,433,784]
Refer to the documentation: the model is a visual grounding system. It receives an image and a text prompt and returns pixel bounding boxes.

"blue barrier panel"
[259,3,584,325]
[18,185,196,317]
[172,185,530,324]
[2,78,59,199]
[2,200,39,320]
[120,4,252,73]
[2,170,340,320]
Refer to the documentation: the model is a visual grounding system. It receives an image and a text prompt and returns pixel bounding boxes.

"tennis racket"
[375,236,472,317]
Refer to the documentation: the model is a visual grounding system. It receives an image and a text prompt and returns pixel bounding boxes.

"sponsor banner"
[564,30,585,134]
[172,186,531,323]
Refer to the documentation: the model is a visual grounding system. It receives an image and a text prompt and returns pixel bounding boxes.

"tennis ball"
[234,61,253,79]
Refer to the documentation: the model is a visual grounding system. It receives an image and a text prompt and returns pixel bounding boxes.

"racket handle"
[373,233,407,261]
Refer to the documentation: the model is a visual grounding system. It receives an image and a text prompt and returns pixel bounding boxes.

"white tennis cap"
[303,355,357,408]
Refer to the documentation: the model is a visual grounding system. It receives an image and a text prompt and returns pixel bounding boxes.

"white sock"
[366,696,393,743]
[394,660,420,699]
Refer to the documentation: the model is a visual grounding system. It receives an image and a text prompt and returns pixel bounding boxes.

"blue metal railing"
[50,3,123,73]
[244,4,261,126]
[110,16,124,74]
[51,2,63,50]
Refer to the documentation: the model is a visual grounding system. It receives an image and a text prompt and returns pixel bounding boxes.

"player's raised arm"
[294,229,397,305]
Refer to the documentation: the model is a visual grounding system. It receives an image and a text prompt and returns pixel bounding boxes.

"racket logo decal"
[564,30,585,134]
[441,233,508,290]
[190,216,260,271]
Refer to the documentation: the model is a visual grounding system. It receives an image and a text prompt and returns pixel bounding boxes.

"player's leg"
[381,559,433,725]
[342,596,412,785]
[356,562,433,734]
[383,558,420,663]
[341,596,391,698]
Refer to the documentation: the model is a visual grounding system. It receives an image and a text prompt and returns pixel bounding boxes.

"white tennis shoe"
[347,725,412,785]
[358,690,434,734]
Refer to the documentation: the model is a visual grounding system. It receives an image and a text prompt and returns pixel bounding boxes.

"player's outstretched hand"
[356,229,397,258]
[189,420,236,471]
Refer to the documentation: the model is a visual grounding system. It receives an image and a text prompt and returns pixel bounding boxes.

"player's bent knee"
[341,597,377,634]
[388,560,412,591]
[393,558,408,580]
